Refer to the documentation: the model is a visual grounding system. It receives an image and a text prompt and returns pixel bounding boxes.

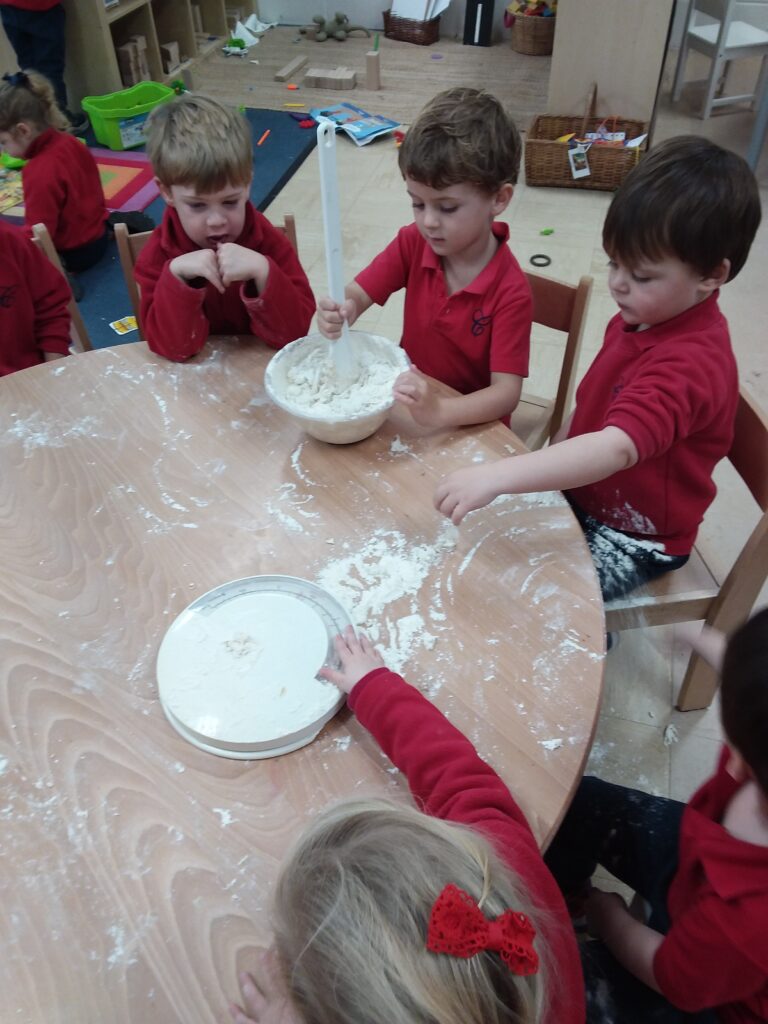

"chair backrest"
[114,223,153,333]
[115,215,299,338]
[729,388,768,511]
[524,271,593,442]
[31,223,93,353]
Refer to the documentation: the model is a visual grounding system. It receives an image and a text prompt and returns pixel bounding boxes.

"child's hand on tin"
[434,464,502,525]
[170,250,225,293]
[319,626,385,693]
[394,367,445,427]
[317,297,357,340]
[217,242,269,291]
[229,950,299,1024]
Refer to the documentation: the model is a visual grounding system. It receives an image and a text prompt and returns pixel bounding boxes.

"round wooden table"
[0,338,603,1023]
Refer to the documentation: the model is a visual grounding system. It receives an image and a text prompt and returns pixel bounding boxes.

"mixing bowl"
[264,331,409,444]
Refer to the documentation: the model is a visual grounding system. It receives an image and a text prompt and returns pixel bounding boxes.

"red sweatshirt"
[653,747,768,1022]
[0,1,60,9]
[566,293,737,556]
[348,668,585,1024]
[22,128,107,251]
[134,204,315,360]
[0,221,70,375]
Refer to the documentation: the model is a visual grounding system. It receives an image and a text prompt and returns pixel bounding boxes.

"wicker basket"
[511,14,555,55]
[524,85,648,191]
[382,8,440,45]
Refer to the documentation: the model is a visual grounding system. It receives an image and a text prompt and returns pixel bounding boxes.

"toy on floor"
[300,13,371,42]
[223,38,249,57]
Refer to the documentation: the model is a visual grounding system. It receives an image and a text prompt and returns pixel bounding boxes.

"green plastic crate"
[82,82,175,151]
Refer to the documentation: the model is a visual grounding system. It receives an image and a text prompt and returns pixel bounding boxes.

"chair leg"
[753,54,768,112]
[701,55,725,119]
[676,652,719,711]
[671,38,689,102]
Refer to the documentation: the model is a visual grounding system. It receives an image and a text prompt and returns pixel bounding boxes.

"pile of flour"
[282,337,403,417]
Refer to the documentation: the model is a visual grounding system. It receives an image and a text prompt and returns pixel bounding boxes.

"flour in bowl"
[283,337,402,417]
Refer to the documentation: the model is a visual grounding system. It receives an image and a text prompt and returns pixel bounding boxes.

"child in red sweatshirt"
[0,220,71,375]
[0,69,108,271]
[135,94,314,360]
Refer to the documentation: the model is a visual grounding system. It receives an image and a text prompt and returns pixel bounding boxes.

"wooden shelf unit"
[64,0,251,104]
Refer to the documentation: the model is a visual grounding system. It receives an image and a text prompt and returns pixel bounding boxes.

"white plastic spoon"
[316,119,358,384]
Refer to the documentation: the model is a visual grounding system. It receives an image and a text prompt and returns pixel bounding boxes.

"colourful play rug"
[0,146,158,222]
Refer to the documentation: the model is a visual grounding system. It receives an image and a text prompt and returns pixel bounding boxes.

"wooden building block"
[225,7,243,30]
[275,55,308,82]
[305,66,357,90]
[365,50,381,90]
[128,34,150,79]
[117,41,141,87]
[160,41,181,74]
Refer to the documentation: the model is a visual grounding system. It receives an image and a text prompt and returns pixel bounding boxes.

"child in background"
[229,627,584,1024]
[435,137,761,601]
[0,220,71,375]
[317,87,532,429]
[544,608,768,1023]
[136,94,314,361]
[0,71,108,272]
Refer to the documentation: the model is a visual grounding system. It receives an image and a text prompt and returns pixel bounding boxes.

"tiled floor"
[265,49,768,829]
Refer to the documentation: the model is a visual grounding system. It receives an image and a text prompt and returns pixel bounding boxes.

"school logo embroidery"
[471,309,492,336]
[0,284,18,309]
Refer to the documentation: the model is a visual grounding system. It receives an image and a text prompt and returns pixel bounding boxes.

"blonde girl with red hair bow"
[228,628,584,1024]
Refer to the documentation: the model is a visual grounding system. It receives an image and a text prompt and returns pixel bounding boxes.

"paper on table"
[426,0,451,17]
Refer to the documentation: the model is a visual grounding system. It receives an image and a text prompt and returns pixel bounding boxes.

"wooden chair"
[115,214,299,337]
[671,0,768,119]
[31,223,92,353]
[510,272,593,451]
[605,389,768,711]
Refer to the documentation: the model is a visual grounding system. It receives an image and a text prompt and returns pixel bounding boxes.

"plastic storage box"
[82,82,175,151]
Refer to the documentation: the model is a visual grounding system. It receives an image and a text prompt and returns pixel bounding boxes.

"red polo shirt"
[653,747,768,1021]
[566,292,737,555]
[355,221,532,395]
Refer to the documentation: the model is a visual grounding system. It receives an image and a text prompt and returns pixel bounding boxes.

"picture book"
[309,102,400,146]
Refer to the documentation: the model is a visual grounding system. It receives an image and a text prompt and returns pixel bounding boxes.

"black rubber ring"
[530,254,552,268]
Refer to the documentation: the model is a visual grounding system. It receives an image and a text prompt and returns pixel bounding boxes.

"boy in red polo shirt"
[435,137,761,601]
[544,608,768,1023]
[317,87,532,429]
[135,94,314,361]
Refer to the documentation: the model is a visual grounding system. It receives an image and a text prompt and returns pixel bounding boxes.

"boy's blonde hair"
[273,798,551,1024]
[398,87,521,194]
[145,93,252,192]
[0,70,69,133]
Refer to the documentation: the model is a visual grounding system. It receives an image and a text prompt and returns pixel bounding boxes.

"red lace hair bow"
[427,883,539,975]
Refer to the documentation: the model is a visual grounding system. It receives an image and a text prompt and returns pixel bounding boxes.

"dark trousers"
[59,228,109,274]
[0,4,68,113]
[567,498,689,602]
[544,777,717,1024]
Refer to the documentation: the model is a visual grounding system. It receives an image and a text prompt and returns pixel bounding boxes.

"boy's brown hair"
[145,93,252,193]
[603,135,761,281]
[397,87,521,194]
[721,608,768,796]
